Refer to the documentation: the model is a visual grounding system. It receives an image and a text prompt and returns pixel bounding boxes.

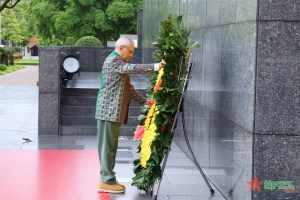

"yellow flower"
[139,68,164,168]
[140,116,157,167]
[144,102,156,128]
[157,68,164,81]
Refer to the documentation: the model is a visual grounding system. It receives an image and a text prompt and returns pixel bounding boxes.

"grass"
[0,65,26,75]
[14,59,39,65]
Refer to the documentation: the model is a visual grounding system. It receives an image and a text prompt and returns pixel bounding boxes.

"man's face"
[120,43,134,62]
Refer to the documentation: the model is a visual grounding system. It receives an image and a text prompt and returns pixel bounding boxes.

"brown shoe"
[98,182,125,193]
[116,181,125,189]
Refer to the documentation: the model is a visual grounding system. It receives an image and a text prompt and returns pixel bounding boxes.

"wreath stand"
[148,59,215,200]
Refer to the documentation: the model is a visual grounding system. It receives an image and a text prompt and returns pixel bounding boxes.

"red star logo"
[247,176,263,192]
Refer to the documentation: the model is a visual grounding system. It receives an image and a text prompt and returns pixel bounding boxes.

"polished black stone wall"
[142,0,299,199]
[254,1,300,199]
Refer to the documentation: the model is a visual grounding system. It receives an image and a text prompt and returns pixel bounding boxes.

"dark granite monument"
[141,0,299,199]
[38,1,299,199]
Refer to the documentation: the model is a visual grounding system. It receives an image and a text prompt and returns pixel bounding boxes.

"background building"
[24,36,39,58]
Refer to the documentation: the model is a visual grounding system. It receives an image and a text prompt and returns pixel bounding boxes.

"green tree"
[0,0,21,12]
[106,1,140,39]
[30,0,62,45]
[14,0,34,46]
[1,8,22,44]
[1,0,33,46]
[30,0,142,46]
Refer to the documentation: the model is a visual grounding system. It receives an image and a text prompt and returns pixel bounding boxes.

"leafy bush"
[75,36,103,47]
[0,64,8,71]
[0,65,25,75]
[5,47,16,56]
[64,37,77,46]
[0,48,8,56]
[0,47,17,56]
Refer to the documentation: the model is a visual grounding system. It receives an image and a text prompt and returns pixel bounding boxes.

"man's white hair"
[115,36,133,48]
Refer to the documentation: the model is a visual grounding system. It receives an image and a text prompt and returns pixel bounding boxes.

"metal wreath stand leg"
[151,60,215,200]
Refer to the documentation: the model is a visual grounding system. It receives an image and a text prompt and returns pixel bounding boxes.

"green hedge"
[75,36,103,47]
[64,37,77,46]
[0,47,18,56]
[0,65,25,75]
[0,64,7,71]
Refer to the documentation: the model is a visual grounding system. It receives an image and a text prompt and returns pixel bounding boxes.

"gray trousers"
[97,119,121,184]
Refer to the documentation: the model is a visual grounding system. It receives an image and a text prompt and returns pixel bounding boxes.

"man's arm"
[130,84,146,105]
[111,57,160,74]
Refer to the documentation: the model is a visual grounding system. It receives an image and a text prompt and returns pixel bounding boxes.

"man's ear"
[115,46,123,54]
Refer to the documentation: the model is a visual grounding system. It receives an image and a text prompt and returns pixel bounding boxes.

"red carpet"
[0,150,110,200]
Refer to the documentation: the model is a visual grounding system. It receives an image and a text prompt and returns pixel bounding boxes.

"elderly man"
[95,36,162,193]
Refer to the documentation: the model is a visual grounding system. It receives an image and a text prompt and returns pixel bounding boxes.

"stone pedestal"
[38,47,60,135]
[38,47,143,135]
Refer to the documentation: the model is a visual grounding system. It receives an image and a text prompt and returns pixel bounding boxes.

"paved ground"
[0,66,225,200]
[0,66,38,86]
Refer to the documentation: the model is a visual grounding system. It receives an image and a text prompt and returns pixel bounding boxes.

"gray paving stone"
[0,68,225,200]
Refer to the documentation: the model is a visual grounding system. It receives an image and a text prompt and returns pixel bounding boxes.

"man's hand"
[154,60,165,71]
[159,59,166,69]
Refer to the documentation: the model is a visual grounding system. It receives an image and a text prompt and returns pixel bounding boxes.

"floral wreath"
[131,15,200,192]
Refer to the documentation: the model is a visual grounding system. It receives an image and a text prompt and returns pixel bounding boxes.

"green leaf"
[188,41,201,48]
[152,149,159,164]
[137,114,146,121]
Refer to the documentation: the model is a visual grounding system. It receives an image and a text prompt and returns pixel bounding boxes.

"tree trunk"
[0,55,9,66]
[9,56,14,66]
